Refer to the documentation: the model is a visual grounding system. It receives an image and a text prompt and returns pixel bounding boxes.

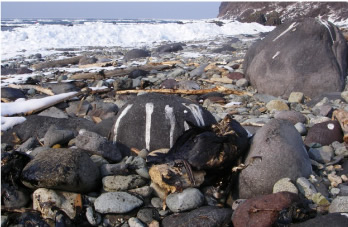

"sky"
[1,1,221,19]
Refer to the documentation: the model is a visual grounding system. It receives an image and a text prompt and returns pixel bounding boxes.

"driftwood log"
[8,84,55,96]
[32,56,83,70]
[70,64,172,80]
[115,86,252,96]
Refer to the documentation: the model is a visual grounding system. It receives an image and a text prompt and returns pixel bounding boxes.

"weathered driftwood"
[23,88,110,116]
[8,84,55,96]
[78,61,117,69]
[70,64,172,80]
[32,56,83,70]
[115,86,252,96]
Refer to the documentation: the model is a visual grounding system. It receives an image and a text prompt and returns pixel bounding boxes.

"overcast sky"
[1,2,221,19]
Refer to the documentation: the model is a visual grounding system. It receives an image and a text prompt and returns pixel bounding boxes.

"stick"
[32,56,83,70]
[8,84,55,96]
[241,122,264,127]
[115,86,252,96]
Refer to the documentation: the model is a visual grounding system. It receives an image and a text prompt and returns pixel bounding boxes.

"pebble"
[86,206,102,226]
[328,173,343,187]
[329,196,348,213]
[308,146,334,164]
[94,192,143,214]
[236,78,249,87]
[312,192,330,206]
[102,175,147,191]
[273,177,299,194]
[129,186,153,198]
[296,177,318,200]
[100,162,128,176]
[151,197,163,209]
[128,217,146,227]
[295,122,307,135]
[137,208,160,224]
[33,188,80,220]
[166,188,204,212]
[288,92,304,103]
[266,99,289,112]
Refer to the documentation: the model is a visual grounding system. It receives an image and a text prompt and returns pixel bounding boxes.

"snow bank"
[1,20,274,60]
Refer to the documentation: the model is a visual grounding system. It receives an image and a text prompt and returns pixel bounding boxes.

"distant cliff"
[218,2,348,25]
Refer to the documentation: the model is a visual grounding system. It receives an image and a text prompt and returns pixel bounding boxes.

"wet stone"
[296,177,318,200]
[137,208,160,224]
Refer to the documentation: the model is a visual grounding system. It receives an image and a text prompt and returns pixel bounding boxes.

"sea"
[1,18,275,61]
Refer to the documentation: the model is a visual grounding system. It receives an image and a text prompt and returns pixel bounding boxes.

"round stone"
[273,178,299,194]
[94,192,143,214]
[166,188,204,213]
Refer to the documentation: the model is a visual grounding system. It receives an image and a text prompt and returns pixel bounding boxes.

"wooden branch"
[32,56,83,70]
[241,122,264,127]
[1,207,40,214]
[70,64,172,80]
[78,61,117,68]
[8,84,55,96]
[115,86,252,96]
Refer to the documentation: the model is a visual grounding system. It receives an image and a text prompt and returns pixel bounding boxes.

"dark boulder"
[232,192,299,227]
[244,18,347,99]
[291,213,348,227]
[162,206,232,227]
[212,44,236,54]
[1,87,26,101]
[128,69,149,79]
[79,56,98,65]
[21,148,100,193]
[304,120,343,146]
[156,43,184,53]
[111,93,216,153]
[124,49,151,61]
[238,119,312,199]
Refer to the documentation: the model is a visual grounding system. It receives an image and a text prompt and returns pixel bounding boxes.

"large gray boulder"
[238,119,312,199]
[21,148,100,193]
[244,18,347,98]
[112,93,216,153]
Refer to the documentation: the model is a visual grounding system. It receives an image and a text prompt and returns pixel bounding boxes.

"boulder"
[124,49,150,61]
[304,120,343,146]
[274,110,307,125]
[1,87,26,101]
[162,206,232,227]
[156,43,183,53]
[232,192,299,227]
[111,93,216,153]
[291,213,348,227]
[238,119,312,199]
[244,18,347,98]
[21,148,100,193]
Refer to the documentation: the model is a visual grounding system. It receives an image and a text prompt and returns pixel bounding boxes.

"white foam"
[1,20,275,60]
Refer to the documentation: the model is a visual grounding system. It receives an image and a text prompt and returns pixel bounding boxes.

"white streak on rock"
[113,104,133,142]
[145,103,154,151]
[184,121,190,131]
[273,22,297,41]
[317,18,334,43]
[165,105,176,148]
[272,51,280,59]
[182,103,205,126]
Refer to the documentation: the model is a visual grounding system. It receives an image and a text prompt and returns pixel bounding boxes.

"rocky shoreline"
[2,19,348,227]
